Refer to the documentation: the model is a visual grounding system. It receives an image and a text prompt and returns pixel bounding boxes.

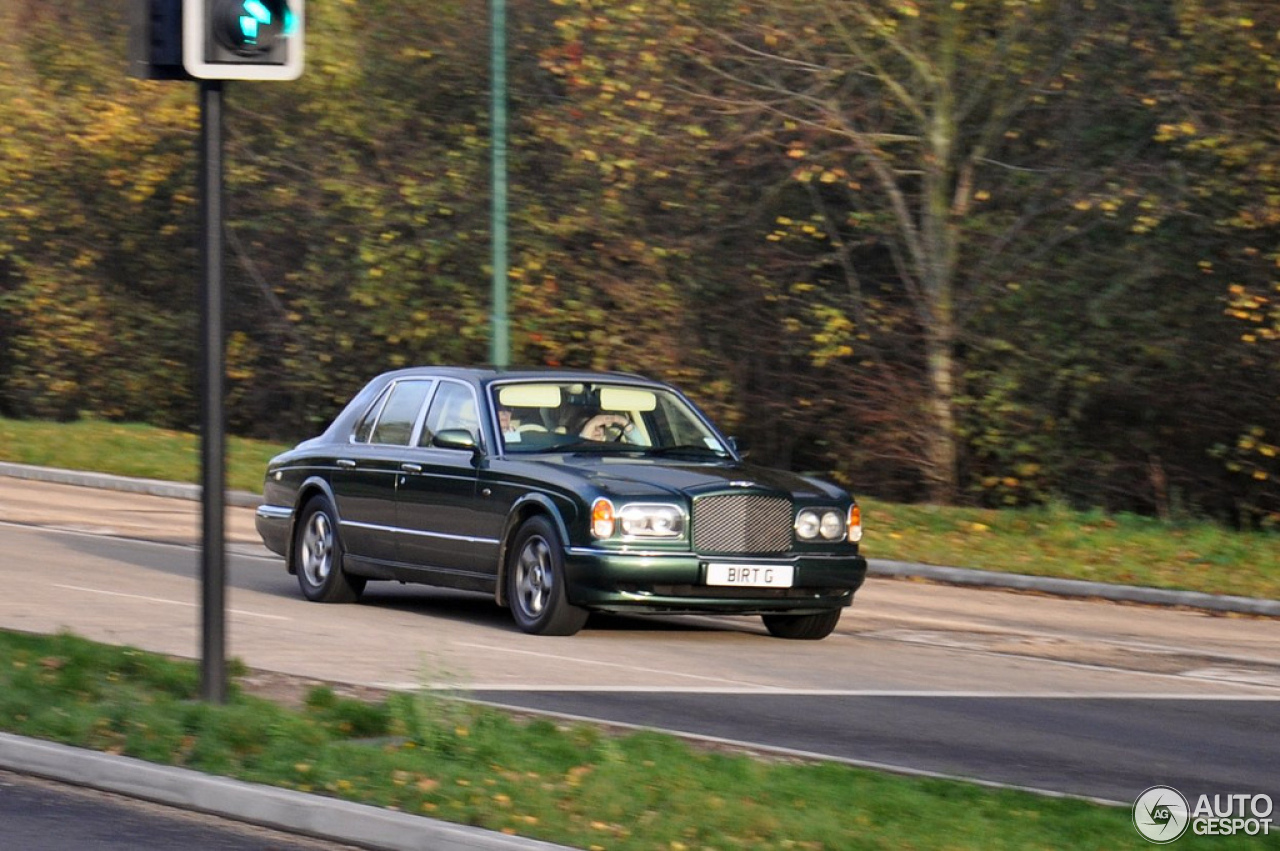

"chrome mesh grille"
[692,494,792,554]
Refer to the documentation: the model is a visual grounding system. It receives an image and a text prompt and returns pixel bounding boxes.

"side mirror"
[432,429,479,451]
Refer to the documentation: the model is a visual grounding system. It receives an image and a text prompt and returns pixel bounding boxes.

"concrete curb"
[0,732,576,851]
[868,560,1280,617]
[0,461,261,508]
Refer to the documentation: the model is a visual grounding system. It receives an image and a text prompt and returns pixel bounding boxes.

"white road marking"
[381,684,1280,699]
[446,699,1130,808]
[52,584,290,621]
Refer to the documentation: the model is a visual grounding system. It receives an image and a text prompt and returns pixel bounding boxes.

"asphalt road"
[1,474,1278,846]
[1,514,1277,802]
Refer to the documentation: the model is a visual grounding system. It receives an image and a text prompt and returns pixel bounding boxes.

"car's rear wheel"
[507,517,588,636]
[294,495,366,603]
[761,609,841,640]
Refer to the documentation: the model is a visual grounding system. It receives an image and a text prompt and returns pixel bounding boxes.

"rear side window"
[353,386,390,444]
[355,380,432,445]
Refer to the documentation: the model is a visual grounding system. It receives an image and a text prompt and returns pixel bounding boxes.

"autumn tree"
[1160,0,1280,524]
[0,0,199,424]
[650,0,1170,502]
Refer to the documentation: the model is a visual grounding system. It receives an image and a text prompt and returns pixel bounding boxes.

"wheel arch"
[494,493,573,608]
[284,476,342,576]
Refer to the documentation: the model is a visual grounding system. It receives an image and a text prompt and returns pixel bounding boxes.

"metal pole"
[489,0,509,368]
[199,78,228,704]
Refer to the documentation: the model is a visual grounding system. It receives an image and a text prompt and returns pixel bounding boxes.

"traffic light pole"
[199,79,228,704]
[489,0,509,368]
[130,0,304,705]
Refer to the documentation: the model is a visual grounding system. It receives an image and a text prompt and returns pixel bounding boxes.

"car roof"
[312,365,709,450]
[371,366,658,387]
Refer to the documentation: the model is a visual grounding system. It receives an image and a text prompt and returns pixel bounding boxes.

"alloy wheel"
[515,535,553,617]
[300,509,334,588]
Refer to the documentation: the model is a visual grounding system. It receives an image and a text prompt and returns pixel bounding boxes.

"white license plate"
[705,564,794,588]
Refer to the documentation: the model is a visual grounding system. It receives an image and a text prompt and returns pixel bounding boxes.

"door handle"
[335,459,356,468]
[400,463,423,473]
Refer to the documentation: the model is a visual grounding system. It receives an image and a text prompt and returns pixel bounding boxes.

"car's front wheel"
[506,517,588,636]
[761,609,841,640]
[294,495,366,603]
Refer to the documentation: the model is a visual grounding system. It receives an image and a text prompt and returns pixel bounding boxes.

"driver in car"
[578,412,632,440]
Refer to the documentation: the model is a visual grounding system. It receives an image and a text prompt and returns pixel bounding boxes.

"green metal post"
[490,0,510,368]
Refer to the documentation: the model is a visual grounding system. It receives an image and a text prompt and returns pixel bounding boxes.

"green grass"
[0,417,287,495]
[0,415,1275,600]
[862,499,1280,600]
[6,628,1268,851]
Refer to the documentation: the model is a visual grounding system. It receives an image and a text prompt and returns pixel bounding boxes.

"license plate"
[705,563,794,588]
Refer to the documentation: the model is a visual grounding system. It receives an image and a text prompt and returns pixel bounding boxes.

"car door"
[330,378,434,565]
[395,380,496,581]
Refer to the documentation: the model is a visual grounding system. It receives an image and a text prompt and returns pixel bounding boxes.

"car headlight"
[617,503,686,538]
[796,508,846,541]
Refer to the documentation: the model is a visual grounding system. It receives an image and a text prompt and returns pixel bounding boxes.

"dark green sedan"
[256,367,867,638]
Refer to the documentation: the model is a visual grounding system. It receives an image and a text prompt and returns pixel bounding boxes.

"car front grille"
[691,493,793,554]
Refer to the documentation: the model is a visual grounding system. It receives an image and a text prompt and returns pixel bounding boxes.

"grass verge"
[6,628,1267,851]
[863,499,1280,600]
[0,417,283,495]
[0,416,1276,600]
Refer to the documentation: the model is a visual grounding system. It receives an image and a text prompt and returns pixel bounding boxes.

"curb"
[868,560,1280,618]
[0,733,576,851]
[0,461,261,508]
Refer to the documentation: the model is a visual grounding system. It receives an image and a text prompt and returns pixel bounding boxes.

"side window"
[422,382,480,446]
[368,381,432,446]
[353,385,391,444]
[651,396,701,447]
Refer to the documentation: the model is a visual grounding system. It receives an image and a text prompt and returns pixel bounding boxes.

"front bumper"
[561,547,867,615]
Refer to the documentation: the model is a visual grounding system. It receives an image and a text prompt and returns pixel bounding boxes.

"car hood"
[516,454,848,501]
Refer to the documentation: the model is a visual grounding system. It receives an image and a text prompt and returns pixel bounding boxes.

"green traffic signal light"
[214,0,288,56]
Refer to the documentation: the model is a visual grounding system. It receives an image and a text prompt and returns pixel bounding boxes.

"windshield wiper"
[645,444,730,458]
[549,439,637,453]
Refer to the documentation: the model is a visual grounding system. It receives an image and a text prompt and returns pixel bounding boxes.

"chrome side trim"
[340,520,499,547]
[256,505,293,521]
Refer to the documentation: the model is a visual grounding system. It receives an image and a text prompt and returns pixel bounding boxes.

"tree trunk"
[924,327,959,503]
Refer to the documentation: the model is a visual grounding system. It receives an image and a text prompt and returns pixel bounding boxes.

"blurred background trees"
[1,0,1276,526]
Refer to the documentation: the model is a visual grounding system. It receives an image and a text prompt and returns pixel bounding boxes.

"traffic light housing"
[182,0,304,80]
[129,0,190,80]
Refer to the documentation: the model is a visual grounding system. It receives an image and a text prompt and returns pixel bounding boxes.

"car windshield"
[492,381,732,457]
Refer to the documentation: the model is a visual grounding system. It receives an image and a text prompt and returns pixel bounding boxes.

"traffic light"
[182,0,304,81]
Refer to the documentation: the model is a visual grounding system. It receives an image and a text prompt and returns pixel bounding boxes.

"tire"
[506,516,588,636]
[762,609,842,640]
[293,495,366,603]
